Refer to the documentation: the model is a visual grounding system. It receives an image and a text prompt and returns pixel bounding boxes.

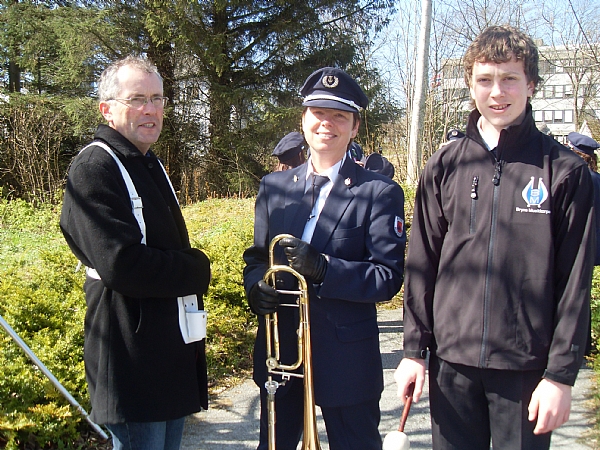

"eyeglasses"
[111,96,169,109]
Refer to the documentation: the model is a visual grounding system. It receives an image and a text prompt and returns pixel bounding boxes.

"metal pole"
[0,314,108,440]
[407,0,433,185]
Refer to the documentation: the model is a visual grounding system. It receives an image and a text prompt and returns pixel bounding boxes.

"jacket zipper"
[470,176,479,234]
[480,158,503,367]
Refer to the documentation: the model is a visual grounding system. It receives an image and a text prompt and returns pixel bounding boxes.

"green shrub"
[591,266,600,355]
[183,198,257,390]
[0,248,88,447]
[0,197,258,446]
[590,265,600,443]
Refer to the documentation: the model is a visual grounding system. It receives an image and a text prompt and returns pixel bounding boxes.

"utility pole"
[407,0,433,185]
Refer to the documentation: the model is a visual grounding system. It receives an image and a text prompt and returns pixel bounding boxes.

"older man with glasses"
[60,55,212,450]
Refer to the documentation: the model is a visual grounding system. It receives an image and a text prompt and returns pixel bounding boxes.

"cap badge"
[293,175,299,182]
[322,75,339,89]
[344,177,351,186]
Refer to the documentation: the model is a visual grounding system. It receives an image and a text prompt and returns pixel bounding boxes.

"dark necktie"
[307,174,330,220]
[290,174,329,238]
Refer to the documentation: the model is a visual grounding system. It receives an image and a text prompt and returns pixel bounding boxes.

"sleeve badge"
[394,216,404,238]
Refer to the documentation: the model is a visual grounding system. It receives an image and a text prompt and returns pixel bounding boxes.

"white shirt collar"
[305,153,346,186]
[477,116,498,151]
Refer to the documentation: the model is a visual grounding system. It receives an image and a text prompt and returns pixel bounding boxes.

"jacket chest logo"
[515,177,551,215]
[521,177,548,208]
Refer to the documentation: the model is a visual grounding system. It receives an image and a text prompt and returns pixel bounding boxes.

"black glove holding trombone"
[248,237,328,315]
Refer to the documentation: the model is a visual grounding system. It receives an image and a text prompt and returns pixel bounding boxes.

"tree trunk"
[205,6,235,196]
[8,60,20,93]
[147,40,183,195]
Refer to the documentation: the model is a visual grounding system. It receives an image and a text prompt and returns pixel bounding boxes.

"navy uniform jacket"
[592,170,600,266]
[243,157,406,407]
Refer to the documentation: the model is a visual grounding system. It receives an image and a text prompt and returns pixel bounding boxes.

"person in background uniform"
[348,141,365,165]
[60,56,211,450]
[272,131,307,171]
[350,141,396,178]
[393,25,594,450]
[438,128,465,150]
[567,132,600,266]
[364,152,395,179]
[567,131,600,356]
[243,67,406,450]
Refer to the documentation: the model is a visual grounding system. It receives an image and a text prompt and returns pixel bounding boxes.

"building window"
[443,64,463,79]
[565,85,573,98]
[555,85,564,98]
[539,60,556,75]
[534,110,574,124]
[554,110,564,123]
[539,85,576,99]
[565,110,573,123]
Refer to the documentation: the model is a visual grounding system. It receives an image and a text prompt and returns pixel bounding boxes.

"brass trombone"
[263,234,321,450]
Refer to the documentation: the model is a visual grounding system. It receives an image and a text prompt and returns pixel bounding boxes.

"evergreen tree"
[0,0,397,200]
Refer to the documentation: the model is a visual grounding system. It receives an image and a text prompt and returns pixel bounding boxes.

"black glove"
[279,237,328,284]
[248,280,279,315]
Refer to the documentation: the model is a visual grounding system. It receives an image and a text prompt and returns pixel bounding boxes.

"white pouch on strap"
[177,294,207,343]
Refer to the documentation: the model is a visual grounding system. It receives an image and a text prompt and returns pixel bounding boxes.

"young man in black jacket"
[394,26,594,449]
[61,56,211,450]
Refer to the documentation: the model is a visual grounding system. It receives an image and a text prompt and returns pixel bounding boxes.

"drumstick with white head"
[382,382,415,450]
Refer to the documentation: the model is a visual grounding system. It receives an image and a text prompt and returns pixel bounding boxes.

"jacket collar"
[94,124,154,160]
[466,103,538,160]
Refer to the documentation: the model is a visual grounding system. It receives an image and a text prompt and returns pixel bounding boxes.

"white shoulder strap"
[81,141,146,244]
[158,159,179,206]
[79,141,179,280]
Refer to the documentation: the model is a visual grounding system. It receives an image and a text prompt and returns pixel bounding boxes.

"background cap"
[364,152,395,179]
[568,132,600,156]
[446,128,465,141]
[272,132,305,162]
[301,67,368,113]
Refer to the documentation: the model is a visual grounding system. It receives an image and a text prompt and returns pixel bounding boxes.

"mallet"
[382,382,415,450]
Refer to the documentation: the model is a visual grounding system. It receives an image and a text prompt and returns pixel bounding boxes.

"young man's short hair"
[463,25,543,94]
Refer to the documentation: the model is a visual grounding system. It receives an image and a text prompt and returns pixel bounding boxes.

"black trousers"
[429,355,552,450]
[257,377,382,450]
